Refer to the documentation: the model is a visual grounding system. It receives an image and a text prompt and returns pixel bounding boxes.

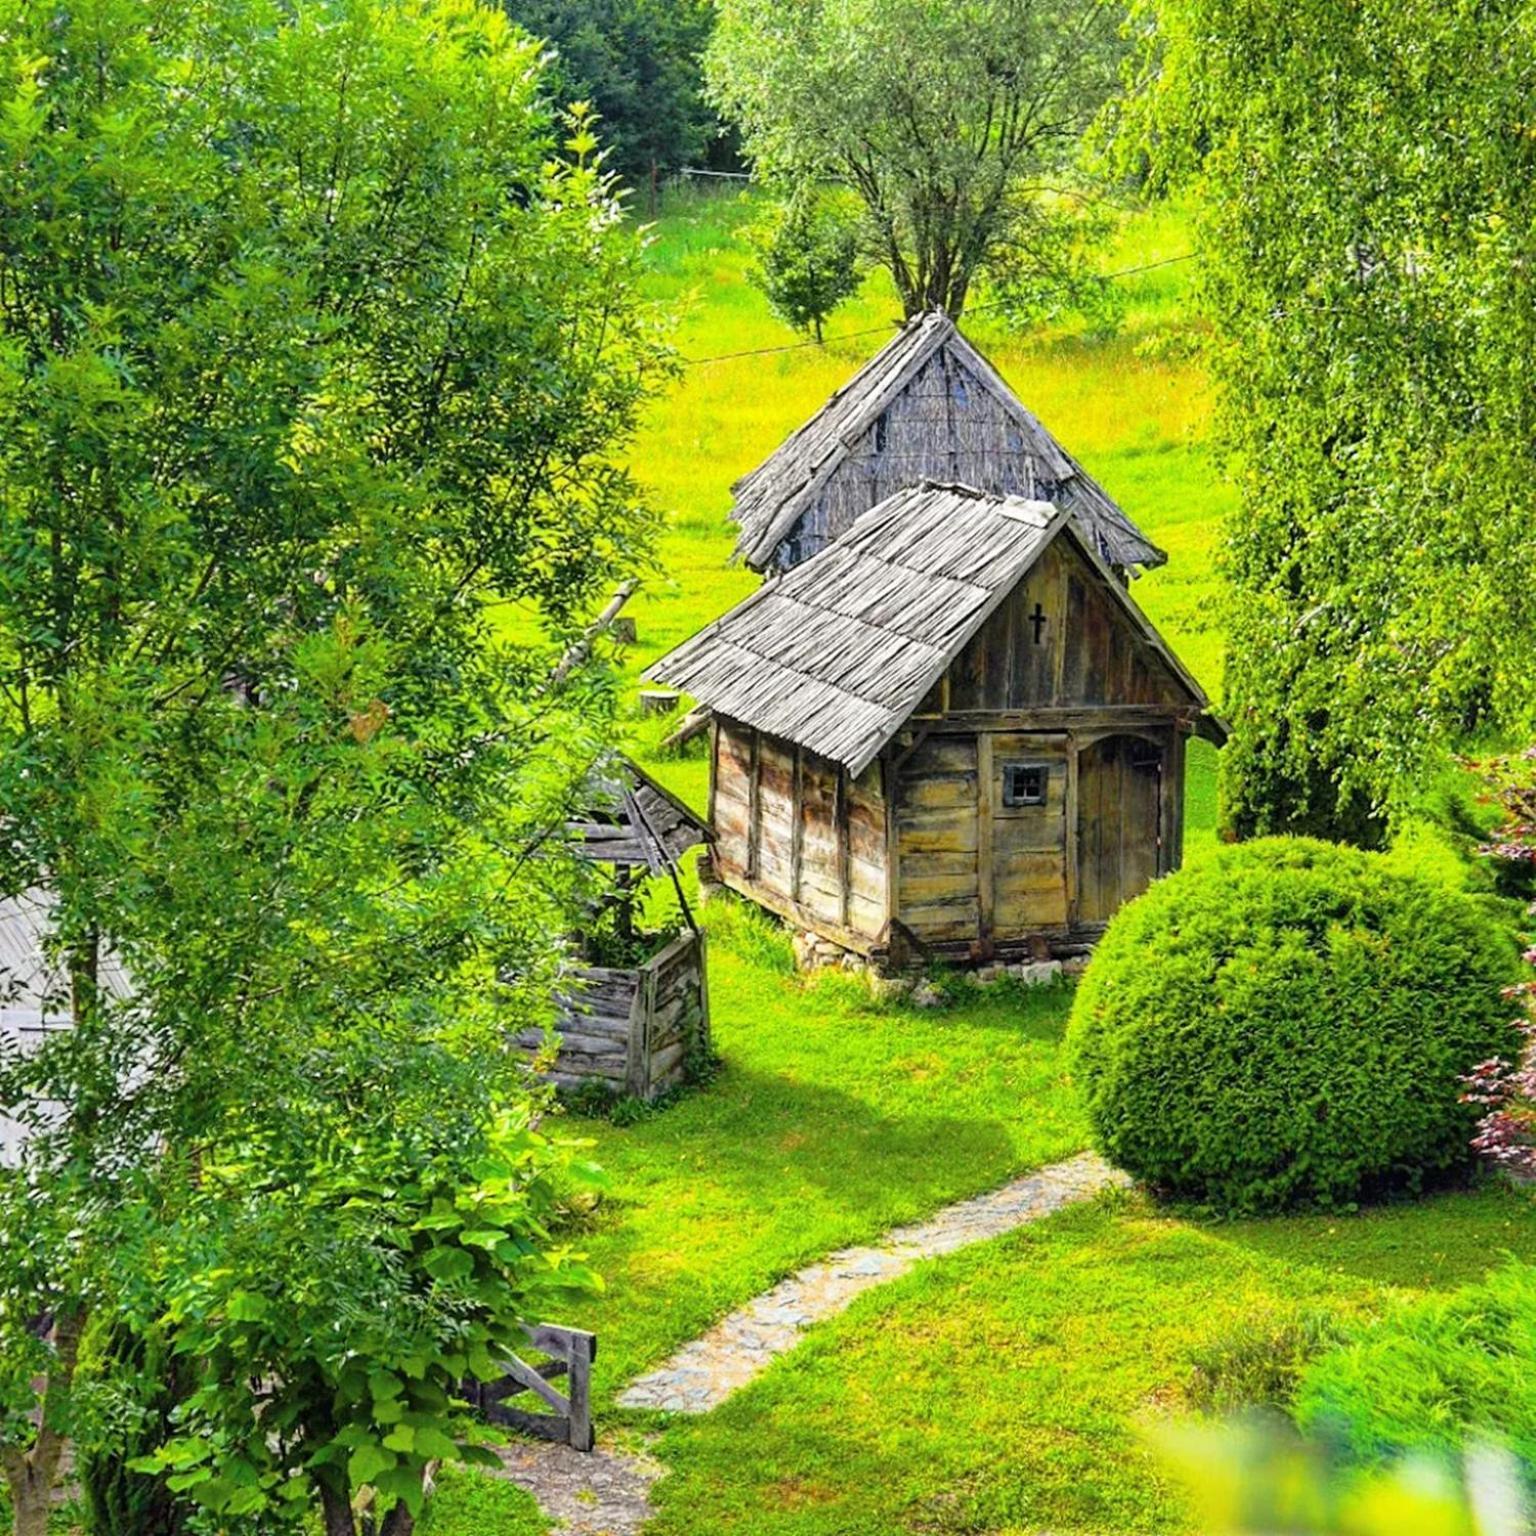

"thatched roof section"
[652,484,1206,777]
[730,312,1166,575]
[570,755,710,874]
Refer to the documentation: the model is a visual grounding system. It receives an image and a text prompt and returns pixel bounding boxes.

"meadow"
[425,189,1536,1535]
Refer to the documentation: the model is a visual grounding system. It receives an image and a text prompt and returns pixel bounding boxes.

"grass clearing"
[641,1188,1536,1536]
[428,189,1536,1533]
[569,898,1085,1401]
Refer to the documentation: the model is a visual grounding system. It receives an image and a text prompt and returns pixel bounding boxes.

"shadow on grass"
[1211,1178,1536,1292]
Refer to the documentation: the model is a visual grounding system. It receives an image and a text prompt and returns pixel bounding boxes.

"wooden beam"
[746,729,762,882]
[976,732,994,953]
[835,767,851,930]
[1065,734,1080,924]
[790,745,805,904]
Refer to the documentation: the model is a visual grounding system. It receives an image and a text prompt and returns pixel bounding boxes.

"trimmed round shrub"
[1067,837,1519,1213]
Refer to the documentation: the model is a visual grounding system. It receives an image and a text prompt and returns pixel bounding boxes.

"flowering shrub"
[1462,750,1536,1171]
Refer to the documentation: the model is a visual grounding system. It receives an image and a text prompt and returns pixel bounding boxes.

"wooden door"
[1075,734,1164,926]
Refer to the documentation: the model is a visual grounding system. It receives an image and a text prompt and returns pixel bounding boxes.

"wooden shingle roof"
[569,755,710,874]
[729,312,1166,575]
[651,485,1205,778]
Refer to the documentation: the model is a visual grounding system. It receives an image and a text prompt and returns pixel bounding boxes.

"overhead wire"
[677,251,1197,369]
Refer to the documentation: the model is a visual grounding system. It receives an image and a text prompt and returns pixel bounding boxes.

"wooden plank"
[624,968,649,1099]
[1065,734,1080,919]
[747,729,762,882]
[977,732,994,946]
[717,863,879,956]
[790,745,805,903]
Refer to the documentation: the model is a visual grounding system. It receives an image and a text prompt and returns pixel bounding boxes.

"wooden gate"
[464,1323,597,1452]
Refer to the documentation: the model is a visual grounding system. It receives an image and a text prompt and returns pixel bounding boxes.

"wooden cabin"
[729,311,1165,579]
[649,486,1225,968]
[515,755,713,1101]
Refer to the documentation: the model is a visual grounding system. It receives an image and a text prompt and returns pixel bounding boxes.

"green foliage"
[747,193,862,342]
[1186,1308,1350,1418]
[77,1322,192,1536]
[1295,1262,1536,1477]
[505,0,719,185]
[1068,838,1519,1213]
[0,0,667,1527]
[1121,0,1536,836]
[707,0,1125,317]
[140,1106,602,1528]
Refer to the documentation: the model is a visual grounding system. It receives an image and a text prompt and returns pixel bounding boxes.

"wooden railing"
[464,1323,597,1452]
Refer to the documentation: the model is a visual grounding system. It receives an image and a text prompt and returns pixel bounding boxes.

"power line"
[678,251,1197,369]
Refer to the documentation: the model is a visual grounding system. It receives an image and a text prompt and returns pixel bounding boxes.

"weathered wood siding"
[893,736,980,942]
[518,929,709,1101]
[892,733,1071,946]
[711,720,888,946]
[988,733,1070,935]
[931,539,1189,715]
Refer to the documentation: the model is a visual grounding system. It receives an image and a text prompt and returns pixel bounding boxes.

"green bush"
[1067,837,1518,1213]
[1295,1262,1536,1471]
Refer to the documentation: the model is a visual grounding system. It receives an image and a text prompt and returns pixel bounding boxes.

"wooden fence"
[465,1323,597,1452]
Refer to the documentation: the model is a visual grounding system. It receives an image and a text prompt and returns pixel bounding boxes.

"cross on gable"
[1029,602,1048,644]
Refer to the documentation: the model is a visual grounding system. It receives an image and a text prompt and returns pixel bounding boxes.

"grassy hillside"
[614,187,1232,851]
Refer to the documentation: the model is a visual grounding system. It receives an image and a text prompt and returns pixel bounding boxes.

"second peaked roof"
[729,311,1166,575]
[649,484,1208,778]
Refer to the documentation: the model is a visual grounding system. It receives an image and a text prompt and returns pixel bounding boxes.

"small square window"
[1002,762,1048,808]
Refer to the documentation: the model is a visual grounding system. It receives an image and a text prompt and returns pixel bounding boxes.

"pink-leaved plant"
[1462,748,1536,1170]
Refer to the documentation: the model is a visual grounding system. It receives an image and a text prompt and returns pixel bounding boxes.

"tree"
[706,0,1125,319]
[0,0,668,1530]
[748,193,862,342]
[506,0,719,187]
[1122,0,1536,840]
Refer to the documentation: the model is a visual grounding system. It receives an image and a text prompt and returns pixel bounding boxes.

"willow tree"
[0,0,666,1530]
[707,0,1125,319]
[1125,0,1536,841]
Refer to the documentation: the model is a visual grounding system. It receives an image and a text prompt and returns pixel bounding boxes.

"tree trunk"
[320,1482,356,1536]
[8,1465,52,1536]
[380,1504,415,1536]
[3,1307,88,1536]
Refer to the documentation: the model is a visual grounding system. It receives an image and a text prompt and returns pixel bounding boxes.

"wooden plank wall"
[943,540,1189,715]
[518,930,709,1101]
[893,736,980,942]
[712,721,889,944]
[988,734,1069,934]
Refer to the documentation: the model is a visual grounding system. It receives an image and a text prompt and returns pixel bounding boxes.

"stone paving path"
[617,1151,1127,1415]
[492,1438,663,1536]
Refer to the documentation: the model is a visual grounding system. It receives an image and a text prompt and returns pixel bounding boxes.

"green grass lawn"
[426,190,1536,1533]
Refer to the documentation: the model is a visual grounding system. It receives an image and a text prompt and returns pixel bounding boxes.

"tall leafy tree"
[706,0,1125,319]
[0,0,668,1531]
[1123,0,1536,840]
[506,0,718,187]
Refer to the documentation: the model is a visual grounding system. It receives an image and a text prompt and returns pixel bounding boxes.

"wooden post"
[1065,736,1080,927]
[695,928,712,1059]
[976,731,994,953]
[835,768,851,930]
[565,1330,595,1452]
[883,753,900,939]
[747,730,762,882]
[790,746,805,904]
[624,969,650,1100]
